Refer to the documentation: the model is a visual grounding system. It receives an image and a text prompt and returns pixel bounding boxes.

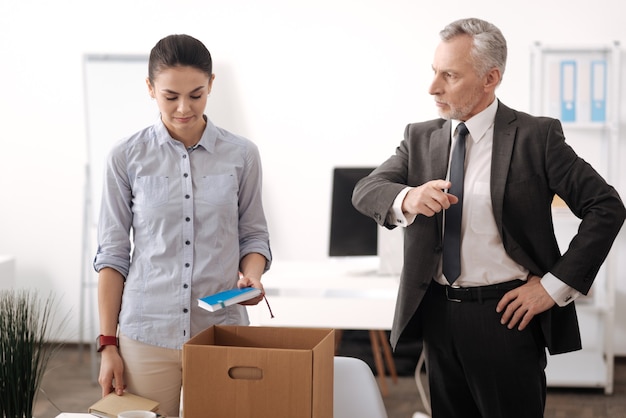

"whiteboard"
[83,54,156,224]
[81,55,156,353]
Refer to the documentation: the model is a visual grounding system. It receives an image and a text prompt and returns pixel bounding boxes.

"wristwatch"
[96,334,119,352]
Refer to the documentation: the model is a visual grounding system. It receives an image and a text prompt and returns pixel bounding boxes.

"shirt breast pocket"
[198,174,237,206]
[469,181,498,235]
[135,176,169,208]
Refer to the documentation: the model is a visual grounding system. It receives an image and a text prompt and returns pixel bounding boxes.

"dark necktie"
[443,122,469,284]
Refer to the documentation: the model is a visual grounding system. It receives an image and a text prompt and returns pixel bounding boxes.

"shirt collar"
[154,114,219,152]
[451,98,498,143]
[195,115,218,153]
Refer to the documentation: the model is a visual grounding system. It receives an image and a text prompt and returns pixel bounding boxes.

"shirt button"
[185,217,191,222]
[184,173,189,178]
[185,194,190,199]
[185,240,191,245]
[182,155,187,159]
[183,308,189,313]
[185,263,190,268]
[183,284,189,289]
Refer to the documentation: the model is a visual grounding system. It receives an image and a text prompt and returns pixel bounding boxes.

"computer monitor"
[328,167,377,257]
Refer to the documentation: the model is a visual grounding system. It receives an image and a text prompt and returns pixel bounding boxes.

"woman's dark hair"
[148,34,212,85]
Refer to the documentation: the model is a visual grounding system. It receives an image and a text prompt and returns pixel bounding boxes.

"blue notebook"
[198,287,261,312]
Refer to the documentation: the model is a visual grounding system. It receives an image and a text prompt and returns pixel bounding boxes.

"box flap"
[214,325,334,350]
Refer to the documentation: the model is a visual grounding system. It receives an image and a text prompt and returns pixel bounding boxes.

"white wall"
[1,0,625,351]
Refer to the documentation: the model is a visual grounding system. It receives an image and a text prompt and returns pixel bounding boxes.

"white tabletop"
[247,259,400,330]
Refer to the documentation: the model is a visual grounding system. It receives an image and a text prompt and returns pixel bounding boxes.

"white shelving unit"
[530,42,621,394]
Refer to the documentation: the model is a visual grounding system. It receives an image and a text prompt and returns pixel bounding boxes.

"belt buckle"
[445,286,462,303]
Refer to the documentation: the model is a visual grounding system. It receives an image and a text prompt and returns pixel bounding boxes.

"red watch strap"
[98,334,118,352]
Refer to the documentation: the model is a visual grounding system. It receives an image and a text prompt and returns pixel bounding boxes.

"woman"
[93,34,272,416]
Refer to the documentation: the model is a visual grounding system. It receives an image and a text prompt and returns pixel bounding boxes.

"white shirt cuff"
[389,187,416,227]
[540,272,582,307]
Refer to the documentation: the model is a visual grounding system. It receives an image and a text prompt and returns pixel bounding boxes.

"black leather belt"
[440,280,525,303]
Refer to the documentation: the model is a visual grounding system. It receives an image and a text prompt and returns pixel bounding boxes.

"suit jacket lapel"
[431,121,451,180]
[430,120,452,235]
[491,102,517,233]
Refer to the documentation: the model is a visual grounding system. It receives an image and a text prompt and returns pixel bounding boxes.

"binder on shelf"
[560,60,577,122]
[591,60,607,122]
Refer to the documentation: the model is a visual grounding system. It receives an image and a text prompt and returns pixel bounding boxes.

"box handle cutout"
[228,366,263,380]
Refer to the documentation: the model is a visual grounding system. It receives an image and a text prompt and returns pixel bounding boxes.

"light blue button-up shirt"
[94,116,272,349]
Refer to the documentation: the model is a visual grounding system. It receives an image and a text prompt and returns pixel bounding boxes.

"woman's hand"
[237,252,268,305]
[237,273,265,305]
[98,346,126,397]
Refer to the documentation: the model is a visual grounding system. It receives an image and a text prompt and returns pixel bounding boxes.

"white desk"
[0,254,15,289]
[247,259,399,329]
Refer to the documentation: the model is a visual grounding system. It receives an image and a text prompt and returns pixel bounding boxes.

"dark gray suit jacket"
[352,101,625,355]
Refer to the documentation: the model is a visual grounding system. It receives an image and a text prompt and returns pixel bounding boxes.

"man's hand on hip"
[496,275,556,331]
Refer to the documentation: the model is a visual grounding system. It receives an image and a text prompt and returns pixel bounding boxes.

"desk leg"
[369,330,388,396]
[377,330,398,384]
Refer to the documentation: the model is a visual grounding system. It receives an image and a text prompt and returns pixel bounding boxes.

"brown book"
[88,392,160,418]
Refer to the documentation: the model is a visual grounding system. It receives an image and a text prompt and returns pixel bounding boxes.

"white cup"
[118,411,157,418]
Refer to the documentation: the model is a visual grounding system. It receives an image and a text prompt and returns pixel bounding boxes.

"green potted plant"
[0,289,64,418]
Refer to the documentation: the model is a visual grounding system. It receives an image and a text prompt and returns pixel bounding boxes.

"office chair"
[334,356,388,418]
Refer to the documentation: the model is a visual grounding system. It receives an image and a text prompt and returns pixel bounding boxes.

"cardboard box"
[182,325,335,418]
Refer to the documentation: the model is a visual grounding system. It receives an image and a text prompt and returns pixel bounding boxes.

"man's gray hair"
[440,18,507,84]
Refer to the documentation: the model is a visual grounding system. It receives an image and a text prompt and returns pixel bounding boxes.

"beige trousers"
[119,334,183,417]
